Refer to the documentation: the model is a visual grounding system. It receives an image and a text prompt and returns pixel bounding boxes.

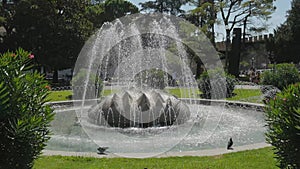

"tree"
[87,0,139,28]
[103,0,138,22]
[140,0,207,78]
[0,0,20,51]
[140,0,190,16]
[86,2,106,29]
[272,0,300,63]
[214,0,275,69]
[217,0,275,39]
[1,0,94,83]
[185,0,217,45]
[184,0,275,45]
[1,0,139,83]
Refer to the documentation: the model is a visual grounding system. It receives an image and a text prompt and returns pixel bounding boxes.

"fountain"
[45,13,267,158]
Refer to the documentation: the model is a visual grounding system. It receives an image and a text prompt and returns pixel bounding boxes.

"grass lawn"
[47,90,72,102]
[164,88,201,98]
[47,88,263,103]
[101,89,118,96]
[34,147,278,169]
[46,90,117,102]
[166,88,263,103]
[227,89,262,103]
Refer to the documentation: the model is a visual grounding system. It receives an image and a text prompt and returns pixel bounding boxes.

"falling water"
[70,13,228,157]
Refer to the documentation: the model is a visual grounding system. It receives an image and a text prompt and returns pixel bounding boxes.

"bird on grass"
[227,138,233,150]
[97,147,109,155]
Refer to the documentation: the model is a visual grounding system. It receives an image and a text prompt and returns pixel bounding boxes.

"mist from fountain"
[71,13,226,157]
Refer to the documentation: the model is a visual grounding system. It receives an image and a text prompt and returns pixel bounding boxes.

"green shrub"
[197,69,236,99]
[71,68,103,99]
[0,48,54,169]
[261,63,300,90]
[265,83,300,169]
[134,69,170,89]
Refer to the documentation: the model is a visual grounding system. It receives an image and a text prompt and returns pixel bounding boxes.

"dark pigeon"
[227,138,233,150]
[97,147,109,155]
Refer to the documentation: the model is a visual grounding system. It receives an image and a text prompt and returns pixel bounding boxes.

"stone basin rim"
[46,98,265,110]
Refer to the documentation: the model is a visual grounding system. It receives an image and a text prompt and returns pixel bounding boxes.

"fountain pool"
[46,100,266,157]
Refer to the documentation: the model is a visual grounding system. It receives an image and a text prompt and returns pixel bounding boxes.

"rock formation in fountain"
[88,89,190,128]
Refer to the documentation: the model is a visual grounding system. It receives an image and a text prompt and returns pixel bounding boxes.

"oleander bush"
[0,48,54,169]
[261,63,300,90]
[265,83,300,169]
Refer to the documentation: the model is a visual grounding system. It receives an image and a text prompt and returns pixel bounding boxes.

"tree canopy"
[87,0,138,28]
[1,0,93,71]
[270,0,300,63]
[217,0,275,31]
[184,0,217,44]
[0,0,139,77]
[140,0,190,16]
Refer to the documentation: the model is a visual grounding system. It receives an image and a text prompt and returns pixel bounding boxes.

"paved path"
[235,85,261,90]
[42,142,270,158]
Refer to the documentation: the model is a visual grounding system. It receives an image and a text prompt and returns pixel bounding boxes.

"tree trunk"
[211,22,216,47]
[211,0,216,47]
[243,17,248,46]
[159,2,163,13]
[53,69,58,84]
[225,29,231,71]
[196,57,203,78]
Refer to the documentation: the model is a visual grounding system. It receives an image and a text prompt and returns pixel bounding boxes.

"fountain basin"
[46,99,266,156]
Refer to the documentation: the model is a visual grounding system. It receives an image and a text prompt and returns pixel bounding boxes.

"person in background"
[254,71,261,84]
[248,67,256,83]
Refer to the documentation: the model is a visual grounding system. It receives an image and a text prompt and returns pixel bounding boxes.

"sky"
[127,0,292,41]
[268,0,292,30]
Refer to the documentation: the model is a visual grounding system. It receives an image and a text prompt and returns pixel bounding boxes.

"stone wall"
[215,34,273,70]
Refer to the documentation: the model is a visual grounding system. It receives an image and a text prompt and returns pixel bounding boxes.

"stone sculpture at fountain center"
[88,89,191,128]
